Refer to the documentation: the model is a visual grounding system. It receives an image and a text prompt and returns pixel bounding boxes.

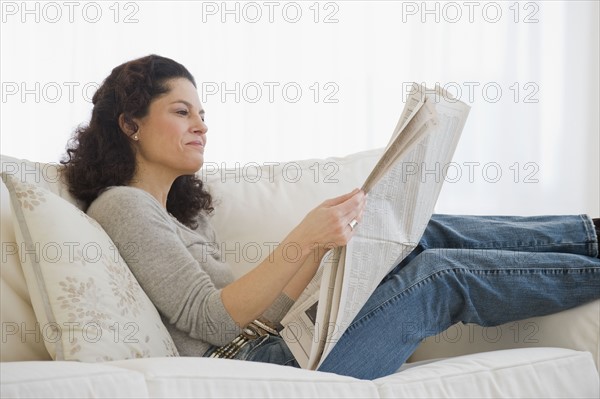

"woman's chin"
[181,159,204,175]
[194,154,206,168]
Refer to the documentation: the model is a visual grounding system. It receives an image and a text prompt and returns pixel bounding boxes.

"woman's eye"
[177,109,189,116]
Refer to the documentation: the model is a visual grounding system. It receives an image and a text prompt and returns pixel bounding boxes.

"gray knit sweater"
[87,186,294,357]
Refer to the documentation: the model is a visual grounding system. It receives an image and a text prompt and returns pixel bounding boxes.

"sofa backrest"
[204,151,383,279]
[0,150,382,361]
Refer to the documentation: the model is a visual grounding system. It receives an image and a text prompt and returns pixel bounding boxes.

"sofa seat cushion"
[0,361,149,398]
[108,357,380,398]
[377,347,599,398]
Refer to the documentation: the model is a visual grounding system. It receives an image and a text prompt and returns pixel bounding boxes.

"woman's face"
[133,78,207,178]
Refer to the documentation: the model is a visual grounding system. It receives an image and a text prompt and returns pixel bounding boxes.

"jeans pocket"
[238,335,299,368]
[235,335,271,361]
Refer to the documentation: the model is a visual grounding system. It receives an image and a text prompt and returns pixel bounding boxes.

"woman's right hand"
[287,188,367,253]
[222,188,366,325]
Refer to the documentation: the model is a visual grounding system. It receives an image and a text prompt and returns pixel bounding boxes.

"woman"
[62,54,600,380]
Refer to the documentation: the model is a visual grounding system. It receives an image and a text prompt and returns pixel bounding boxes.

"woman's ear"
[118,113,139,137]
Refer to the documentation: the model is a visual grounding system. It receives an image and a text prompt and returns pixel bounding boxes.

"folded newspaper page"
[280,83,471,369]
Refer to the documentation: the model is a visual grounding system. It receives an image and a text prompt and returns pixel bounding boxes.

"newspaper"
[280,83,471,369]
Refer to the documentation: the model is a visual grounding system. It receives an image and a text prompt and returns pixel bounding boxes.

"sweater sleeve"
[87,187,243,346]
[262,293,295,324]
[201,213,295,324]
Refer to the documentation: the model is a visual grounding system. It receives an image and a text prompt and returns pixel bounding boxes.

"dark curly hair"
[61,54,212,229]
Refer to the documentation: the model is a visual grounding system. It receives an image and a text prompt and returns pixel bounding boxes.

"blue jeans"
[210,215,600,379]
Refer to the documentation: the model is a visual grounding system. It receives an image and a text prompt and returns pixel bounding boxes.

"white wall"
[1,0,598,216]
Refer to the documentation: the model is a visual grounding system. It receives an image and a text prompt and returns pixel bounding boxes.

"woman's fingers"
[322,188,361,207]
[291,188,368,251]
[323,189,367,241]
[336,189,366,221]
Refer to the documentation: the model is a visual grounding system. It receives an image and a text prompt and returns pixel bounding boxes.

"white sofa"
[1,150,599,398]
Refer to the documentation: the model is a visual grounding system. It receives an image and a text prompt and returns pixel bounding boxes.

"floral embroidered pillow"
[1,173,179,361]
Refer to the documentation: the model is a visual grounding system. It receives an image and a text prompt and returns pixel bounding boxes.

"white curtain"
[1,1,598,216]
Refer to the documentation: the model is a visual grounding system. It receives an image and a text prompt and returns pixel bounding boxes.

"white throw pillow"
[1,172,179,361]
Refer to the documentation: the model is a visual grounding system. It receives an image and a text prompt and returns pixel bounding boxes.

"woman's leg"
[388,214,598,277]
[318,215,600,380]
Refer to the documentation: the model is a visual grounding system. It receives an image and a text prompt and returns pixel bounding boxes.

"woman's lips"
[186,141,204,148]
